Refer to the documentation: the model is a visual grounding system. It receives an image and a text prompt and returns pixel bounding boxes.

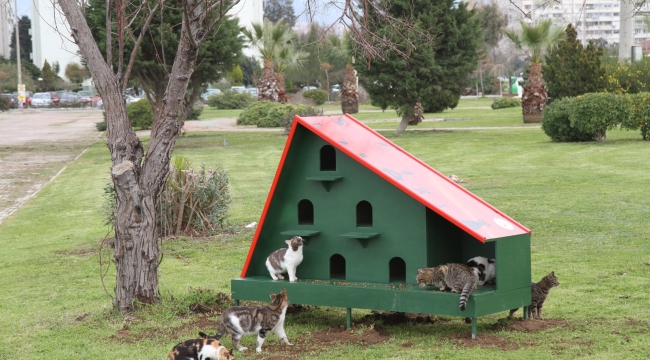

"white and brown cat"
[265,236,304,282]
[215,288,292,353]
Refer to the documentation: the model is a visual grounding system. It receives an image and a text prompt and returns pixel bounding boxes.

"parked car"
[201,88,222,101]
[31,92,53,107]
[245,88,258,97]
[49,92,60,106]
[331,84,341,93]
[59,92,80,105]
[1,93,18,108]
[77,91,93,106]
[302,86,318,91]
[126,95,144,104]
[230,86,247,93]
[25,91,34,107]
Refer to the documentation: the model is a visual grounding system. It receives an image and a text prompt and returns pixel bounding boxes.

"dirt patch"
[249,320,390,360]
[492,317,569,333]
[362,310,438,326]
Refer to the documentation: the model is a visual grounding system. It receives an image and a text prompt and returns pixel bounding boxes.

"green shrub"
[207,90,255,109]
[237,101,323,128]
[491,97,520,109]
[95,111,107,131]
[303,89,328,105]
[568,92,629,142]
[127,100,154,130]
[0,95,11,111]
[187,106,203,120]
[623,92,650,140]
[160,156,231,235]
[541,97,595,142]
[103,156,231,236]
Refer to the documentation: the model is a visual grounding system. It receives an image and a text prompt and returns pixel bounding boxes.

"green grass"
[1,104,649,359]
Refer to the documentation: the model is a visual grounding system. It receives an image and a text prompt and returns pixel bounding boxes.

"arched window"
[330,254,346,280]
[298,199,314,225]
[320,145,336,171]
[389,257,406,283]
[356,201,372,227]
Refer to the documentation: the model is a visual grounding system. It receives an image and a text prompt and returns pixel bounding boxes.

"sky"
[292,0,343,27]
[14,0,31,19]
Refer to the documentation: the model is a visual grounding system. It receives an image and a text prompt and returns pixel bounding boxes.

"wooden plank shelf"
[306,175,343,192]
[280,230,321,237]
[339,232,380,239]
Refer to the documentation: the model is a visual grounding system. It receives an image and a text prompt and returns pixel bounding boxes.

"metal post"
[471,317,477,339]
[346,308,352,330]
[523,305,529,320]
[14,0,21,86]
[234,299,239,306]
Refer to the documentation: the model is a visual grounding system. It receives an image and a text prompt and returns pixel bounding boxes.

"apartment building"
[519,0,650,45]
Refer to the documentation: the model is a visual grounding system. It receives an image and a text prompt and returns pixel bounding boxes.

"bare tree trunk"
[60,0,205,312]
[396,112,409,134]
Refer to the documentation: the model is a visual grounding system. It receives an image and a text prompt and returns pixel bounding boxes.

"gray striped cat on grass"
[509,271,560,320]
[215,289,292,353]
[416,263,478,311]
[265,236,304,282]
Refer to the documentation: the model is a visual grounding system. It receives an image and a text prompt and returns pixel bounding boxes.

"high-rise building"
[0,2,12,59]
[518,0,650,45]
[30,0,263,80]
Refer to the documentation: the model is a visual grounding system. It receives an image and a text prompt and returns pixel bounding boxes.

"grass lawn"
[1,103,649,359]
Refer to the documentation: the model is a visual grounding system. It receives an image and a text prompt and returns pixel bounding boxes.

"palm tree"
[505,19,565,123]
[242,19,296,102]
[328,33,359,114]
[275,42,306,103]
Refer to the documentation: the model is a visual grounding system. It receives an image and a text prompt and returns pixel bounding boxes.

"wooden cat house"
[231,114,532,338]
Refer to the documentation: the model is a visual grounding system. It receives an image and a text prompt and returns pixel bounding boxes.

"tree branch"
[122,1,162,94]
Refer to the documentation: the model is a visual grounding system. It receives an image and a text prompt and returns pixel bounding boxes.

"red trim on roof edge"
[240,116,301,277]
[296,114,530,242]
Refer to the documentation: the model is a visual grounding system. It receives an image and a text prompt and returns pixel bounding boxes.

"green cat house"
[231,114,531,338]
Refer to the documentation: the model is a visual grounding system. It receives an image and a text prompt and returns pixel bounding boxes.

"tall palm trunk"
[522,62,547,123]
[259,59,279,102]
[341,64,358,114]
[275,72,288,103]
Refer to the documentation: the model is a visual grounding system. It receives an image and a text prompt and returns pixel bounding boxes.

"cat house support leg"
[346,308,352,329]
[471,317,477,339]
[523,305,529,320]
[234,299,239,306]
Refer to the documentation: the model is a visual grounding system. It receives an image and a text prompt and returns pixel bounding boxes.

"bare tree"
[56,0,424,313]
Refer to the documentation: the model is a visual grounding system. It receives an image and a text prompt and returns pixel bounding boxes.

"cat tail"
[458,281,476,311]
[215,320,227,340]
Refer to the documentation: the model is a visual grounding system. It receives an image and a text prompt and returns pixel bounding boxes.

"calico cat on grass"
[266,236,304,282]
[216,288,292,353]
[466,256,496,285]
[416,263,478,311]
[166,332,234,360]
[508,271,560,320]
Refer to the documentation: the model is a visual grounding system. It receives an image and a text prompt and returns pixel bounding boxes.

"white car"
[302,86,318,91]
[331,84,341,93]
[31,92,53,107]
[201,89,222,101]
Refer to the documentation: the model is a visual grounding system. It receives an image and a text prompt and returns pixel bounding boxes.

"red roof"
[296,114,530,241]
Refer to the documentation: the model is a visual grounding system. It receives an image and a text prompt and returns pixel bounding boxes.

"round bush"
[568,92,628,142]
[303,89,328,105]
[491,97,520,109]
[541,97,595,142]
[623,92,650,140]
[127,100,154,130]
[207,90,255,109]
[237,101,322,128]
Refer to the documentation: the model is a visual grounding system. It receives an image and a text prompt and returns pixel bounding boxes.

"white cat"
[265,236,304,282]
[466,256,496,286]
